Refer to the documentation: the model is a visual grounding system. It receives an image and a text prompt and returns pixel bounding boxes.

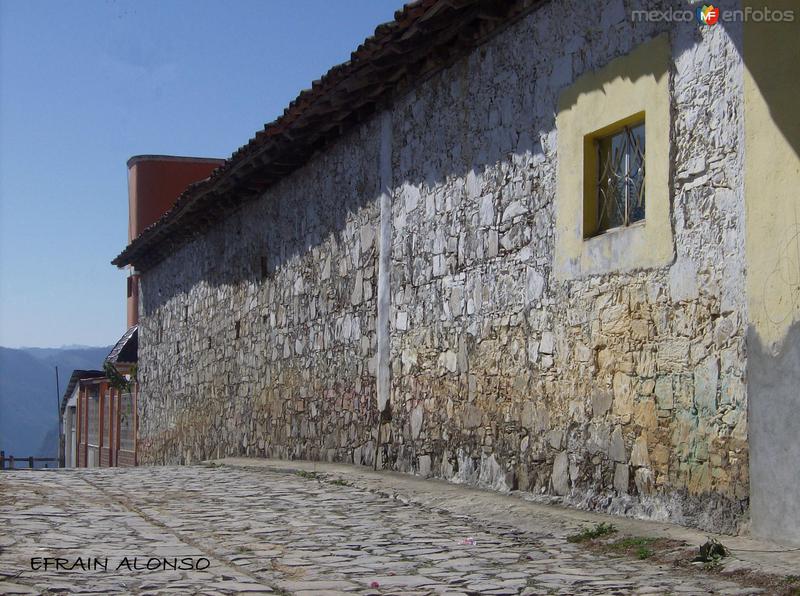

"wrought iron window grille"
[595,122,645,234]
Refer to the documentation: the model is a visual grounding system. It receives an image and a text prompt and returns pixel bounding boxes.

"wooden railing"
[0,451,59,470]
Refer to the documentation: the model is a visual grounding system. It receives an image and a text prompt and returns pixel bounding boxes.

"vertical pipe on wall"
[375,110,393,467]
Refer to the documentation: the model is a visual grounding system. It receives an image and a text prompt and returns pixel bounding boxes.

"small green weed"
[295,470,320,480]
[609,536,656,549]
[566,522,617,543]
[785,580,800,596]
[328,478,351,486]
[635,545,655,559]
[607,536,657,559]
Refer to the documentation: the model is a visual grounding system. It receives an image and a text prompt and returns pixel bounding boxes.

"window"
[555,34,671,278]
[119,393,135,452]
[103,390,110,445]
[595,122,645,233]
[87,386,99,446]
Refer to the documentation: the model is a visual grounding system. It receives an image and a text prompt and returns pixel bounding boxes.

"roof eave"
[113,0,544,271]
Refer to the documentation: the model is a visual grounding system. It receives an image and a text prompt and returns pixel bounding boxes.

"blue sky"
[0,0,400,348]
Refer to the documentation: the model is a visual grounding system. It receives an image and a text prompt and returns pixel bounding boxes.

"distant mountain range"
[0,345,112,458]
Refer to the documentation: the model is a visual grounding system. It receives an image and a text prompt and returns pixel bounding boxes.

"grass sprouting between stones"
[566,522,617,543]
[608,536,658,559]
[295,470,320,480]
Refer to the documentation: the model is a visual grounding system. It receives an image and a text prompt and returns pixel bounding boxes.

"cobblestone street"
[0,463,792,595]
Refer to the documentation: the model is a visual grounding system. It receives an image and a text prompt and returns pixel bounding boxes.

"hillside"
[0,346,112,458]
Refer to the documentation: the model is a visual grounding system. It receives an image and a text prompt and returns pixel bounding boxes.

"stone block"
[669,258,699,302]
[461,405,482,429]
[614,463,629,494]
[418,454,432,477]
[630,435,650,468]
[396,311,409,331]
[547,429,563,450]
[634,400,657,432]
[600,305,631,335]
[612,372,634,423]
[634,467,654,495]
[609,426,626,462]
[551,451,570,496]
[588,423,609,454]
[526,267,545,302]
[410,404,424,440]
[480,195,494,226]
[694,357,719,413]
[539,331,555,354]
[438,351,458,373]
[656,339,691,370]
[591,390,612,418]
[575,343,592,362]
[654,376,674,410]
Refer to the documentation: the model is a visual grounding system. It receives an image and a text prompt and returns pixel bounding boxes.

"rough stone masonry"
[136,0,749,534]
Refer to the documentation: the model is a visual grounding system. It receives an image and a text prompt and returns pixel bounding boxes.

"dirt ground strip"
[0,463,797,595]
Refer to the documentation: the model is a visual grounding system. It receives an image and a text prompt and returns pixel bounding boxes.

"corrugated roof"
[60,370,105,416]
[106,325,138,365]
[112,0,541,271]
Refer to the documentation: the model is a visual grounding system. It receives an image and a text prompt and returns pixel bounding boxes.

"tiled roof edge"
[112,0,543,271]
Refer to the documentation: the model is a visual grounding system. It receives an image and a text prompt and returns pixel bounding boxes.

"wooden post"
[114,390,120,466]
[28,456,34,469]
[82,386,88,467]
[9,455,14,469]
[0,450,4,470]
[76,386,82,467]
[108,388,112,467]
[133,383,138,466]
[55,366,61,467]
[98,384,105,467]
[114,391,120,466]
[108,388,115,467]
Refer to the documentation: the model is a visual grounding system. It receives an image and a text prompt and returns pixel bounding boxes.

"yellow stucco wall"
[555,34,672,280]
[744,0,800,546]
[744,2,800,349]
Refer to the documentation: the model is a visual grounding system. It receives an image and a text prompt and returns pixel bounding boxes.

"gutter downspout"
[375,110,393,469]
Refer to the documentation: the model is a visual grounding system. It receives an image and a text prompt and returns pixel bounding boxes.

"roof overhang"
[112,0,544,271]
[60,370,105,416]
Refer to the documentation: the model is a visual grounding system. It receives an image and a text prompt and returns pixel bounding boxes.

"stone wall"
[138,0,749,533]
[138,118,384,466]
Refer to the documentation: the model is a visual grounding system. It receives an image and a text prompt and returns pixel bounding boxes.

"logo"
[696,4,720,25]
